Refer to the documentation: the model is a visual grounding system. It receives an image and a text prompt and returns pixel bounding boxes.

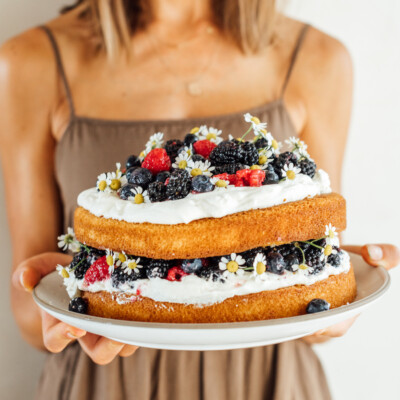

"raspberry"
[142,148,171,175]
[84,256,110,285]
[193,139,217,158]
[148,181,167,202]
[236,169,252,181]
[248,170,266,187]
[164,139,184,161]
[167,266,188,281]
[234,178,245,187]
[299,159,317,178]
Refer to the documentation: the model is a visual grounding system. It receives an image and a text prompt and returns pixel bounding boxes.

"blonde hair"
[64,0,276,59]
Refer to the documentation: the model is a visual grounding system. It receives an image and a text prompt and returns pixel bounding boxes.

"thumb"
[12,252,72,292]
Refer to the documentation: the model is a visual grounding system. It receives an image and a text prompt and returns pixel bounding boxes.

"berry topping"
[193,139,217,159]
[327,247,343,267]
[68,297,88,314]
[142,148,172,175]
[272,152,299,177]
[181,258,203,274]
[164,139,184,161]
[148,181,168,202]
[209,140,243,165]
[240,141,258,165]
[305,246,324,275]
[191,154,205,162]
[191,175,214,193]
[213,163,246,175]
[69,250,91,279]
[184,133,199,146]
[167,266,189,281]
[248,169,266,187]
[299,158,317,178]
[196,268,225,282]
[262,165,280,185]
[266,252,286,274]
[306,298,330,314]
[155,171,170,183]
[84,256,111,285]
[119,183,140,200]
[166,170,191,200]
[125,167,140,182]
[111,267,143,287]
[126,154,141,170]
[254,137,270,149]
[127,167,153,187]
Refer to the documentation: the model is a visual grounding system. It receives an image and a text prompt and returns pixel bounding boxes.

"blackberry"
[266,251,286,274]
[119,183,139,200]
[213,163,246,175]
[197,267,225,282]
[209,140,243,165]
[184,133,198,146]
[272,152,299,178]
[155,171,170,183]
[181,259,203,274]
[240,142,258,166]
[299,159,317,178]
[148,181,167,202]
[306,298,330,314]
[145,259,171,279]
[68,297,88,314]
[70,251,91,279]
[126,154,141,170]
[254,137,270,149]
[327,247,343,267]
[191,175,214,193]
[191,154,205,162]
[305,246,324,275]
[111,267,143,288]
[275,244,301,271]
[166,170,191,200]
[127,167,153,188]
[87,247,106,264]
[240,247,264,268]
[164,139,184,161]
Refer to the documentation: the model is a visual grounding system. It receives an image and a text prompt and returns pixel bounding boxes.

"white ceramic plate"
[33,253,390,351]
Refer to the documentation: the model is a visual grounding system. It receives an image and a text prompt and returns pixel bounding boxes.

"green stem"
[241,126,253,140]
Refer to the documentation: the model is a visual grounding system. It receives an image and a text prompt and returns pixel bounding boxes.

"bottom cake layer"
[82,266,356,323]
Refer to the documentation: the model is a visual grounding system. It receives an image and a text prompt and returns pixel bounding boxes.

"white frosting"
[77,170,331,225]
[72,251,350,306]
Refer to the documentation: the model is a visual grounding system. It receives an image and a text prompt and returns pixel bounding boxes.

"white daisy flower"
[105,249,116,274]
[244,113,268,135]
[253,253,267,277]
[57,264,79,298]
[189,126,202,137]
[211,176,230,189]
[254,131,273,148]
[58,227,81,252]
[187,160,215,177]
[96,172,110,192]
[292,262,314,275]
[219,253,246,277]
[122,257,143,275]
[325,223,339,245]
[323,244,338,260]
[145,132,164,150]
[128,186,150,204]
[114,251,127,267]
[199,126,223,144]
[180,145,194,157]
[285,136,311,159]
[106,163,124,191]
[172,151,192,170]
[281,163,301,181]
[258,149,274,167]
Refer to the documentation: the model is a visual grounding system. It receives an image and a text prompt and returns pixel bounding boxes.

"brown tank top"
[35,24,331,400]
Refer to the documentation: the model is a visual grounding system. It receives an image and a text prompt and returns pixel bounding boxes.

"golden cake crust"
[82,266,356,323]
[74,193,346,259]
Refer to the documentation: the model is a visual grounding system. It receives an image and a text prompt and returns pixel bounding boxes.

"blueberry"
[155,171,170,183]
[306,298,330,314]
[127,167,153,187]
[263,165,280,185]
[125,167,140,182]
[266,251,286,274]
[181,259,203,274]
[68,297,88,314]
[184,133,198,146]
[327,251,342,267]
[284,254,300,271]
[126,154,141,169]
[191,154,205,162]
[119,184,140,200]
[191,175,214,193]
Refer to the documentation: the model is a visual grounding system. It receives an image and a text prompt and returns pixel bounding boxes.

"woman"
[1,1,398,399]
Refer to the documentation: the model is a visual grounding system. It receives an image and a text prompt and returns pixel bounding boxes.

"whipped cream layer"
[77,170,331,225]
[73,251,350,306]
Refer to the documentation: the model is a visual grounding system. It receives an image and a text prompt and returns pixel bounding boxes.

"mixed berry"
[95,114,318,204]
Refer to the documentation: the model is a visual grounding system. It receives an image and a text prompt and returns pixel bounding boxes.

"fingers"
[12,252,72,292]
[78,333,137,365]
[41,311,86,353]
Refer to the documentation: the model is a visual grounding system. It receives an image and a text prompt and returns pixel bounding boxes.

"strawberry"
[236,169,252,182]
[213,173,230,181]
[193,140,217,159]
[166,266,188,282]
[234,178,245,187]
[84,256,110,285]
[248,170,266,187]
[142,148,171,175]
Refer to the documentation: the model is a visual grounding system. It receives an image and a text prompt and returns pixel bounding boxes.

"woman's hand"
[303,244,400,345]
[13,252,138,364]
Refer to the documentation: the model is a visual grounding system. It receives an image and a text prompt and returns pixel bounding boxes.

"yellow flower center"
[250,165,261,170]
[139,151,145,158]
[110,179,121,191]
[328,230,335,239]
[299,263,308,270]
[191,168,203,177]
[324,245,333,256]
[98,180,107,191]
[190,127,200,134]
[178,160,187,169]
[215,180,228,188]
[206,133,216,140]
[128,262,137,270]
[258,155,267,165]
[256,262,266,275]
[227,261,239,273]
[259,128,267,134]
[106,255,114,266]
[286,170,296,180]
[118,253,127,263]
[134,194,144,204]
[61,268,69,278]
[271,139,279,150]
[251,116,260,124]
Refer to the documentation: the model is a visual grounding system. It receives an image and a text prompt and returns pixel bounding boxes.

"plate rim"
[33,252,391,331]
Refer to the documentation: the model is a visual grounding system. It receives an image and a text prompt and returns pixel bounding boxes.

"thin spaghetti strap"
[40,26,75,117]
[280,23,310,97]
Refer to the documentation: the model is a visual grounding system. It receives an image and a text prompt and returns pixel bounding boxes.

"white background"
[0,0,399,399]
